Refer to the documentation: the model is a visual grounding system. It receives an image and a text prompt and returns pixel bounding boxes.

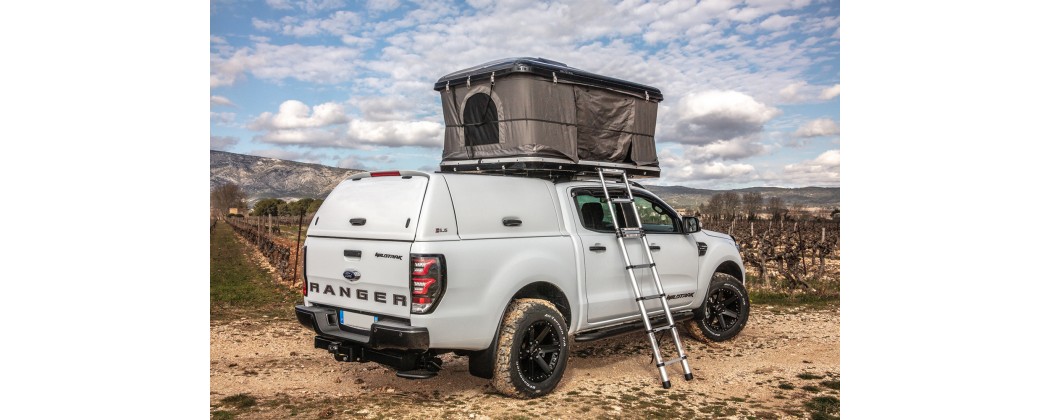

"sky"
[210,0,840,188]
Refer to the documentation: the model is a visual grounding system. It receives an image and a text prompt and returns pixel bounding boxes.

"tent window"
[463,93,499,146]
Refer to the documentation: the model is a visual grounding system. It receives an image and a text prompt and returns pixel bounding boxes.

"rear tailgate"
[303,173,429,317]
[304,237,412,317]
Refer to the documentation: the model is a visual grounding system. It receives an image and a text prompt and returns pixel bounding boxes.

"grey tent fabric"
[439,72,659,168]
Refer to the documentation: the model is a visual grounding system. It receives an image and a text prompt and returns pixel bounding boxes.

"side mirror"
[683,216,701,233]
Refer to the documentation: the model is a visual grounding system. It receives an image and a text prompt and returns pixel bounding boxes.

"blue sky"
[210,0,839,188]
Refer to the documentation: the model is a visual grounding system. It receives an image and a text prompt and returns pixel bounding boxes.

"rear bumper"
[294,304,429,351]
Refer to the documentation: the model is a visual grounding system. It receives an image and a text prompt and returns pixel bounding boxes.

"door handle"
[589,244,607,252]
[649,244,661,251]
[502,217,522,227]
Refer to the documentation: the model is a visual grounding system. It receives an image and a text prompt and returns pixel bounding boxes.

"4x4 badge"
[342,269,362,281]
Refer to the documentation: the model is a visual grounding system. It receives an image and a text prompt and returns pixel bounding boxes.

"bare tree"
[706,193,726,220]
[742,191,763,220]
[211,183,247,214]
[766,196,787,221]
[724,192,741,220]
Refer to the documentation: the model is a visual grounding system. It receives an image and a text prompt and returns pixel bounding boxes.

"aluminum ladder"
[596,168,694,388]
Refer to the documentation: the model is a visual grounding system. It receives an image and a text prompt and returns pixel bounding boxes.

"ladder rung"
[636,293,665,302]
[600,169,625,175]
[618,228,643,238]
[610,198,633,204]
[627,263,656,270]
[656,356,686,368]
[648,324,674,334]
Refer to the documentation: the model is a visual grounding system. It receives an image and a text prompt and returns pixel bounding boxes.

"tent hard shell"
[434,57,662,178]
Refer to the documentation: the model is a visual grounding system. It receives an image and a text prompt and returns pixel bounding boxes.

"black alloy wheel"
[517,319,563,383]
[492,299,570,398]
[685,273,750,342]
[703,285,744,332]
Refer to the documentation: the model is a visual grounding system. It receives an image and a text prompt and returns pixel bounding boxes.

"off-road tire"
[685,273,750,342]
[491,299,569,398]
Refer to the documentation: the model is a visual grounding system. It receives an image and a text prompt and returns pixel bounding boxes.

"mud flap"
[468,328,499,379]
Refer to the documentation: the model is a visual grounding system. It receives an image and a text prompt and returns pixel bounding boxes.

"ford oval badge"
[342,269,362,281]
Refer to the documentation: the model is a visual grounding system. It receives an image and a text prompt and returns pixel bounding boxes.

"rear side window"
[573,190,678,234]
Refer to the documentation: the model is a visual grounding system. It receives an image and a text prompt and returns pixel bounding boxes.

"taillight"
[410,254,445,314]
[301,245,308,296]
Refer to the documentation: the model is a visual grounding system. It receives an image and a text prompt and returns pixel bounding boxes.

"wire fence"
[222,213,314,287]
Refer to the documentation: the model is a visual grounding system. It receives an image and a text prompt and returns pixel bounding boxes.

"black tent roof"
[433,57,663,101]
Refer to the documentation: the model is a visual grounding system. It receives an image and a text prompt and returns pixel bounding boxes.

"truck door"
[573,189,700,324]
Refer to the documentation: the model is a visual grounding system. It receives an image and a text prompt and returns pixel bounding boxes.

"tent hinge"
[445,81,450,92]
[467,75,471,87]
[490,72,495,86]
[552,72,558,84]
[645,91,650,101]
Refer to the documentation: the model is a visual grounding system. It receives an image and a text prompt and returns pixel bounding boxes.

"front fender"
[692,231,746,302]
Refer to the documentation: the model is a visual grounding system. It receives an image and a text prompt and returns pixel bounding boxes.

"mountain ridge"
[210,150,839,208]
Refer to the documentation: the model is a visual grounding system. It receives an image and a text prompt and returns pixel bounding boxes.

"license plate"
[339,311,376,330]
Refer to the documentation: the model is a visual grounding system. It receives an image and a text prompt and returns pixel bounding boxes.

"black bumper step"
[648,324,674,334]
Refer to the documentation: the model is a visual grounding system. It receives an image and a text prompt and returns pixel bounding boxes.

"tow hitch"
[316,335,442,379]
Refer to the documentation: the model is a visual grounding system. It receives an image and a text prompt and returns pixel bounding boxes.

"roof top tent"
[434,57,662,178]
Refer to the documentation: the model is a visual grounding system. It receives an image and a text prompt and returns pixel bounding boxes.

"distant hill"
[641,184,840,209]
[210,150,839,208]
[210,150,363,205]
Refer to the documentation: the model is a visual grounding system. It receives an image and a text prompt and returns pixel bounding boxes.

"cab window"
[573,190,679,233]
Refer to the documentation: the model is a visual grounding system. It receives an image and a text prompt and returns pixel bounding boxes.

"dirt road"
[210,305,839,419]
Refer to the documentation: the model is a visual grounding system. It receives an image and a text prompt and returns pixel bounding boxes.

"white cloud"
[265,0,294,10]
[794,118,839,137]
[684,137,768,161]
[211,112,236,125]
[759,14,798,31]
[819,84,840,100]
[337,156,371,170]
[210,42,362,87]
[659,151,756,183]
[265,0,344,14]
[249,100,443,148]
[669,90,781,145]
[779,149,839,185]
[350,96,417,121]
[366,0,400,12]
[779,81,808,102]
[210,95,236,107]
[252,10,361,37]
[779,81,841,103]
[254,127,346,146]
[337,154,395,171]
[346,120,443,148]
[249,100,350,130]
[210,135,239,151]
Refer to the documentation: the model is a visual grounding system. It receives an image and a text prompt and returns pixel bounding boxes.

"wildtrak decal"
[375,253,403,260]
[666,292,695,300]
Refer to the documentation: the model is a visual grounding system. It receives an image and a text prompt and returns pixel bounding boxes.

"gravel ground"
[210,304,839,419]
[211,227,839,419]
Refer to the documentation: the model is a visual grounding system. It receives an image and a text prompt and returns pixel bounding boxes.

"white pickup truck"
[294,169,749,398]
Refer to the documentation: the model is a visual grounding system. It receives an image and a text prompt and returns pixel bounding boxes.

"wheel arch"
[468,281,572,380]
[714,260,745,286]
[509,281,572,326]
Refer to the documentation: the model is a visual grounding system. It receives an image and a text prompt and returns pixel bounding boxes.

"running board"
[573,311,694,342]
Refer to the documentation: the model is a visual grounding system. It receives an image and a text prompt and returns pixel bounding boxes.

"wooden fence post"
[293,211,305,285]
